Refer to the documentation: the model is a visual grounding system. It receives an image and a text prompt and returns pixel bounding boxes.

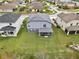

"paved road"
[48,5,63,26]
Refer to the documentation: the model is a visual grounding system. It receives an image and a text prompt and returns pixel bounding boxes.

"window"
[2,33,4,35]
[70,23,73,26]
[43,24,46,27]
[61,20,62,22]
[53,19,55,21]
[8,32,14,35]
[28,25,30,27]
[76,23,79,25]
[9,23,12,25]
[53,19,56,23]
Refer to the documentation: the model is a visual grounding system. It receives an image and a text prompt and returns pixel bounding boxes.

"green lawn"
[58,8,79,12]
[42,5,56,15]
[42,9,56,15]
[0,24,79,59]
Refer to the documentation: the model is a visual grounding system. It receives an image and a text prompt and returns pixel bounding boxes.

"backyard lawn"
[0,23,79,59]
[0,0,79,59]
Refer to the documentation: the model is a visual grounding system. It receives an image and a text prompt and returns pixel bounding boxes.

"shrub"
[57,25,60,28]
[66,42,73,48]
[19,7,25,11]
[13,8,17,11]
[74,6,79,9]
[63,5,69,9]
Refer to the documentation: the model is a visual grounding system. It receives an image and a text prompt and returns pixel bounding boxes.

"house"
[29,1,43,12]
[0,3,17,12]
[47,0,72,3]
[54,12,79,35]
[72,1,79,7]
[58,2,78,9]
[0,13,25,37]
[29,0,37,2]
[14,0,26,6]
[59,0,72,3]
[27,13,53,36]
[47,0,59,3]
[57,0,79,9]
[62,2,76,8]
[47,0,54,2]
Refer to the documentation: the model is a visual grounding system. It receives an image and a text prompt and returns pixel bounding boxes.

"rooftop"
[58,13,79,23]
[0,26,16,31]
[30,1,43,9]
[29,13,51,23]
[0,13,21,23]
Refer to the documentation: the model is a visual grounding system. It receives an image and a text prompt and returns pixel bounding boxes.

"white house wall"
[57,17,79,31]
[0,15,27,37]
[56,17,66,30]
[12,15,28,36]
[60,0,72,2]
[73,1,79,7]
[0,9,13,12]
[0,23,9,29]
[66,20,79,27]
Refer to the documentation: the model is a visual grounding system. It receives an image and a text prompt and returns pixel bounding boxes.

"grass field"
[0,24,79,59]
[0,0,79,59]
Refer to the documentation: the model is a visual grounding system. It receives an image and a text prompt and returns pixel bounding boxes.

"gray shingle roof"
[58,13,79,23]
[0,26,16,31]
[29,13,51,23]
[0,13,21,23]
[27,13,52,33]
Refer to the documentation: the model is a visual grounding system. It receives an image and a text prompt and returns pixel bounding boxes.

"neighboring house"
[29,0,37,2]
[57,0,79,9]
[27,13,53,36]
[0,3,17,12]
[58,2,78,9]
[29,1,43,12]
[47,0,54,2]
[60,0,72,2]
[47,0,59,3]
[47,0,72,3]
[72,1,79,7]
[15,0,26,6]
[54,12,79,35]
[3,0,26,7]
[0,13,25,37]
[63,2,76,8]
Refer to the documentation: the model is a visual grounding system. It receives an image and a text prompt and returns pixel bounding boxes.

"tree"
[63,5,69,9]
[19,7,25,11]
